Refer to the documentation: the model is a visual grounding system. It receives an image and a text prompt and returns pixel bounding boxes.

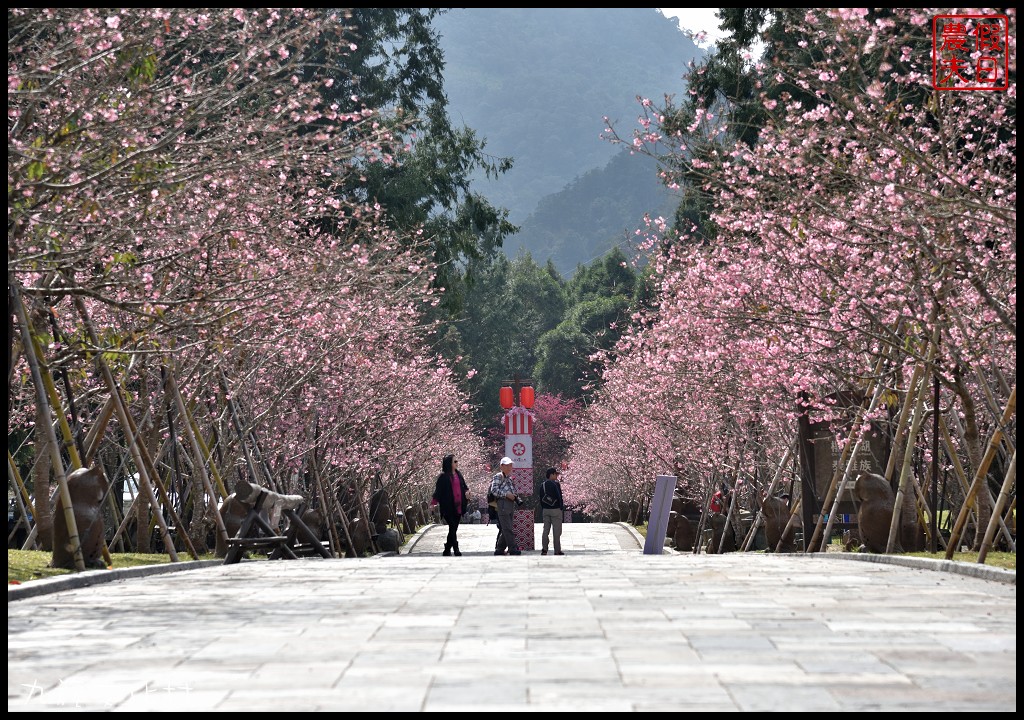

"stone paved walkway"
[8,523,1015,711]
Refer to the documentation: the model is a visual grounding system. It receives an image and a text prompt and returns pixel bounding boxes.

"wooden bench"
[223,490,331,565]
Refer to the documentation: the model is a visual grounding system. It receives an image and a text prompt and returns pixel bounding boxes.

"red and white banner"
[503,406,534,435]
[505,434,532,470]
[503,405,535,549]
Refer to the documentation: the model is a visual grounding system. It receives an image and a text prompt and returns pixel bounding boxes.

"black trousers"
[445,515,461,549]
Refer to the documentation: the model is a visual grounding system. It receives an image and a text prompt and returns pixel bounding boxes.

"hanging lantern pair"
[499,385,535,409]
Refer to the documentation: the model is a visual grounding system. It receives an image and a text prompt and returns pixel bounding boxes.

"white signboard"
[505,434,532,469]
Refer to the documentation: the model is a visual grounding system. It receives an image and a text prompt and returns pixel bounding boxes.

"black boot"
[453,542,462,556]
[442,543,451,556]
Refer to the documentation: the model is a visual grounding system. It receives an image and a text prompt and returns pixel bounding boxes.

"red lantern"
[499,386,514,410]
[519,385,535,409]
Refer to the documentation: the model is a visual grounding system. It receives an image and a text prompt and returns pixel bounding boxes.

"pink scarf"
[450,473,462,506]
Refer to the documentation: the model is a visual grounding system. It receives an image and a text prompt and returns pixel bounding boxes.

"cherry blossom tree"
[573,8,1015,546]
[8,8,486,554]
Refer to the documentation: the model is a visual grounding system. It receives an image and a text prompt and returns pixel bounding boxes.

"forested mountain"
[507,149,678,277]
[434,8,702,272]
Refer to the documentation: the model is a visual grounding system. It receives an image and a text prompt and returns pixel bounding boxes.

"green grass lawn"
[902,550,1015,570]
[8,549,218,584]
[631,522,1015,570]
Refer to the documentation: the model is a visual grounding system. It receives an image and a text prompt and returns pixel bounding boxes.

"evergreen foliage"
[507,149,678,277]
[435,8,702,225]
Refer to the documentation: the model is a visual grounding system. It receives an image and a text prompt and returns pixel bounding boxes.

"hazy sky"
[658,8,724,47]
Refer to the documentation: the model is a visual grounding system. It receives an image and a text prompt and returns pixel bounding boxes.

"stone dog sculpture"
[51,466,109,570]
[759,494,799,552]
[852,472,900,553]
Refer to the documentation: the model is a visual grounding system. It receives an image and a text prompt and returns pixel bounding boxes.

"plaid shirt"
[490,471,515,499]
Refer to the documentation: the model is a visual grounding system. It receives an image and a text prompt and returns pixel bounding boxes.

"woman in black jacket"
[433,454,470,556]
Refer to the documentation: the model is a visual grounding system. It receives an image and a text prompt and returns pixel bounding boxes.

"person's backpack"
[486,489,496,503]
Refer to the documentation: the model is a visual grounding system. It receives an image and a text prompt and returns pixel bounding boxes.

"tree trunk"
[953,365,990,549]
[32,401,54,551]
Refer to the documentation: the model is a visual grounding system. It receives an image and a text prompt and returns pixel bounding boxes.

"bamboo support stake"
[185,409,230,498]
[20,524,40,551]
[108,494,140,549]
[82,392,117,465]
[325,472,359,558]
[247,429,282,494]
[806,416,859,552]
[742,443,794,551]
[104,415,166,550]
[969,348,1017,455]
[882,361,928,485]
[776,497,803,553]
[118,404,200,559]
[946,384,1016,558]
[775,449,804,552]
[357,481,381,556]
[11,281,85,571]
[692,472,718,554]
[7,452,34,545]
[219,369,277,494]
[83,391,128,550]
[938,415,978,524]
[1001,497,1016,538]
[813,389,888,555]
[907,466,948,550]
[310,452,344,558]
[166,367,230,552]
[718,474,740,554]
[26,328,115,566]
[106,426,174,549]
[947,303,1015,453]
[69,295,181,561]
[941,412,1014,547]
[31,331,84,469]
[806,350,893,553]
[886,356,934,553]
[977,450,1016,563]
[819,473,852,552]
[8,450,34,509]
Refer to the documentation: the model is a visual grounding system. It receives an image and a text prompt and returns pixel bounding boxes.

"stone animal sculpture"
[401,505,417,534]
[628,499,642,526]
[346,516,373,556]
[376,528,401,553]
[300,507,325,541]
[51,466,108,570]
[852,472,900,553]
[618,501,631,524]
[368,487,393,535]
[708,513,738,553]
[664,494,701,552]
[760,495,798,552]
[672,514,695,552]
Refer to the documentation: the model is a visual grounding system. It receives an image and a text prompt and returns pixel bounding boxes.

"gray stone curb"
[818,550,1016,584]
[9,529,1014,601]
[8,560,222,602]
[397,523,435,555]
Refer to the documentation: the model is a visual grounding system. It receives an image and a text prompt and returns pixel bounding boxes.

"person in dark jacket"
[433,454,470,556]
[539,466,565,555]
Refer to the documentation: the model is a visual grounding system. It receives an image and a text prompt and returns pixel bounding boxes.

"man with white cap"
[489,457,522,555]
